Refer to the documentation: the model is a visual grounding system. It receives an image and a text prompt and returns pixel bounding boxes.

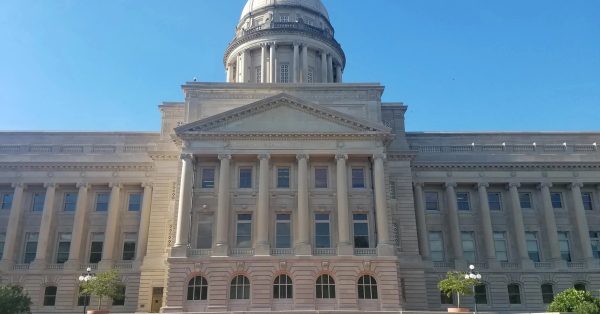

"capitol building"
[1,0,599,313]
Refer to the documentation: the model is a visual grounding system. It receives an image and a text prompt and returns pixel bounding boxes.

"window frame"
[558,231,571,262]
[456,192,471,211]
[63,192,78,212]
[519,192,533,209]
[314,166,329,189]
[507,283,521,304]
[275,213,292,249]
[95,192,110,212]
[56,232,71,264]
[187,276,208,301]
[0,192,13,210]
[112,285,126,306]
[229,275,250,300]
[428,231,445,262]
[238,167,253,189]
[127,192,142,212]
[493,231,509,262]
[200,167,216,189]
[43,286,58,306]
[121,232,137,261]
[425,191,439,211]
[23,232,38,264]
[461,231,476,263]
[541,283,554,304]
[590,231,600,259]
[526,232,541,262]
[474,284,488,304]
[279,63,289,83]
[582,192,594,210]
[550,192,563,209]
[357,275,378,300]
[316,274,336,299]
[273,274,293,299]
[352,213,370,248]
[314,213,331,249]
[351,167,366,189]
[276,166,291,189]
[236,214,252,248]
[487,192,502,211]
[32,192,45,212]
[89,233,104,264]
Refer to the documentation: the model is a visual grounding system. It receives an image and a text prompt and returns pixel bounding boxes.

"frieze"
[413,162,600,170]
[0,162,153,171]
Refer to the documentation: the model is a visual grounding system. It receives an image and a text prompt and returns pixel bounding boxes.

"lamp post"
[78,267,95,314]
[465,264,482,313]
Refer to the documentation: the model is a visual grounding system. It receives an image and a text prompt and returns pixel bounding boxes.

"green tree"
[0,285,32,314]
[548,288,600,314]
[438,271,479,308]
[80,269,125,310]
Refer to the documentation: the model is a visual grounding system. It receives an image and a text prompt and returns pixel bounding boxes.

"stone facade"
[0,1,598,313]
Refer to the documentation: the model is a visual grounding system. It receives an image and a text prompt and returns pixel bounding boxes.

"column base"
[0,260,14,272]
[170,246,188,258]
[212,244,229,257]
[521,259,535,270]
[29,260,47,270]
[553,259,568,270]
[294,243,312,256]
[377,243,395,256]
[254,243,270,256]
[487,259,500,270]
[64,259,81,271]
[337,243,354,256]
[98,259,114,271]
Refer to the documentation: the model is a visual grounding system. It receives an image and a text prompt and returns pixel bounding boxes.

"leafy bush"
[438,271,479,308]
[548,288,599,313]
[0,285,32,314]
[80,269,125,310]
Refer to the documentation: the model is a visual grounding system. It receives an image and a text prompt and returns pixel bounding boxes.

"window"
[526,232,540,262]
[429,232,444,262]
[239,168,252,189]
[273,274,293,299]
[89,233,104,263]
[1,193,13,210]
[56,233,71,264]
[275,214,291,249]
[461,231,476,262]
[551,192,563,208]
[314,167,328,188]
[96,193,109,212]
[316,274,335,299]
[63,192,77,211]
[77,287,90,306]
[456,192,470,211]
[351,168,365,188]
[574,283,587,291]
[23,232,38,263]
[128,193,141,211]
[230,275,250,299]
[508,284,521,304]
[280,14,289,22]
[32,192,45,212]
[201,168,215,188]
[122,232,137,261]
[307,67,314,83]
[353,214,369,248]
[279,64,289,83]
[236,214,252,248]
[0,233,4,260]
[441,291,453,304]
[187,276,208,301]
[582,192,593,210]
[255,66,262,83]
[277,167,290,188]
[494,232,508,262]
[590,231,600,259]
[425,192,439,211]
[474,284,487,304]
[390,181,397,199]
[196,214,213,249]
[112,286,125,306]
[488,192,502,211]
[541,283,554,304]
[558,232,571,262]
[519,192,532,209]
[357,275,378,299]
[315,213,331,248]
[43,286,57,306]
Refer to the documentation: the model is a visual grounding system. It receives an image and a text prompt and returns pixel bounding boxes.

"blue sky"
[0,0,598,132]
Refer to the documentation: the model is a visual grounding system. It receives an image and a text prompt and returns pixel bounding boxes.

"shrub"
[573,301,600,314]
[80,269,125,310]
[0,285,32,314]
[548,288,598,313]
[438,271,479,308]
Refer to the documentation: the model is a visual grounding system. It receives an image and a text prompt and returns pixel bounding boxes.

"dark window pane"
[201,168,215,188]
[239,168,252,188]
[277,167,290,188]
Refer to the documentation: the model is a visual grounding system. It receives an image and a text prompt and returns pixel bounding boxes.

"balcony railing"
[534,262,552,269]
[230,248,254,257]
[13,264,29,271]
[354,248,377,256]
[271,248,294,256]
[47,264,64,270]
[80,264,98,271]
[471,262,488,270]
[567,262,585,269]
[188,249,212,257]
[501,262,520,270]
[432,261,454,269]
[113,262,133,270]
[313,248,336,256]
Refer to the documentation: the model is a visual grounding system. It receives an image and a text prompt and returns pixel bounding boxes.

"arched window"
[541,283,554,304]
[273,275,293,299]
[507,284,521,304]
[574,283,587,291]
[357,275,378,299]
[316,274,335,299]
[43,286,57,306]
[187,276,208,301]
[474,284,487,304]
[230,275,250,300]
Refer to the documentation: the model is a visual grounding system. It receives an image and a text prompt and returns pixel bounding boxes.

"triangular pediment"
[175,93,390,137]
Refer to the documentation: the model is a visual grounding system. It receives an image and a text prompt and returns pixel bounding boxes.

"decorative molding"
[218,154,232,161]
[296,154,309,161]
[335,154,348,161]
[413,162,600,170]
[257,154,271,160]
[0,162,153,172]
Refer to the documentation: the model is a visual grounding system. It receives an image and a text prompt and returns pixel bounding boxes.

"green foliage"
[438,271,479,308]
[548,288,599,313]
[0,285,32,314]
[80,269,125,310]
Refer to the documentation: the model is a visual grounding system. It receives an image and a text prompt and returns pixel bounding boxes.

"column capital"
[142,182,154,189]
[11,182,24,189]
[180,153,194,162]
[257,154,271,161]
[372,153,386,161]
[538,182,552,190]
[476,182,489,189]
[413,181,424,188]
[569,182,584,190]
[218,154,232,161]
[76,182,90,189]
[296,154,309,161]
[507,182,521,190]
[293,41,300,47]
[109,182,122,189]
[43,182,56,189]
[445,182,457,189]
[335,153,348,161]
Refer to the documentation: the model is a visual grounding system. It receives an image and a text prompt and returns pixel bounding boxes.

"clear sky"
[1,0,599,132]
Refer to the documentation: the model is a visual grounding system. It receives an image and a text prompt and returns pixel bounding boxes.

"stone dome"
[240,0,330,20]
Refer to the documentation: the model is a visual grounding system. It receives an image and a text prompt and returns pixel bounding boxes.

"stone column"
[413,182,430,260]
[173,154,194,257]
[373,154,393,256]
[99,183,121,269]
[65,183,89,270]
[507,183,531,266]
[214,154,231,256]
[327,54,334,83]
[336,64,343,83]
[445,183,464,260]
[293,43,300,83]
[570,183,593,261]
[226,65,231,83]
[336,154,352,255]
[136,183,153,263]
[0,183,24,269]
[295,154,311,255]
[270,43,278,83]
[476,183,497,266]
[31,183,57,268]
[301,45,308,83]
[321,51,328,83]
[538,183,562,264]
[255,154,271,255]
[261,44,267,83]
